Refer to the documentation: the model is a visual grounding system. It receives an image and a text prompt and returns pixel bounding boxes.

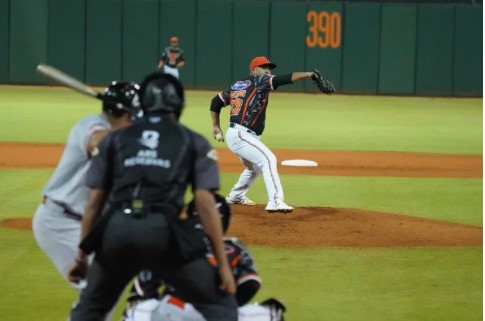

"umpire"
[67,72,238,321]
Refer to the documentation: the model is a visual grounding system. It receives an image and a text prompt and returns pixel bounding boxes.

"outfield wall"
[0,0,482,96]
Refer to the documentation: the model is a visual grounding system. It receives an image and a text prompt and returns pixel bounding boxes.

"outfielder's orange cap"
[249,56,277,71]
[170,36,179,43]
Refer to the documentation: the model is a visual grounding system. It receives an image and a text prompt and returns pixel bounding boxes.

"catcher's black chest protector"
[110,118,193,207]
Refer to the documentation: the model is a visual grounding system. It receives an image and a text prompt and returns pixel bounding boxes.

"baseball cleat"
[265,202,293,213]
[225,195,257,206]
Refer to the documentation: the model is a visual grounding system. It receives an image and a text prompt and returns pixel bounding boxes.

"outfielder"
[122,194,287,321]
[210,56,335,213]
[158,36,185,79]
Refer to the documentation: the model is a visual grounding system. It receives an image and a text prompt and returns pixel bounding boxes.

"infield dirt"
[0,142,482,247]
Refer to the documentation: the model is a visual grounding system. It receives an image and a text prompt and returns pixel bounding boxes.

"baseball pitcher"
[210,56,335,213]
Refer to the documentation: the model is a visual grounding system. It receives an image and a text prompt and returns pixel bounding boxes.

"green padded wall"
[195,0,232,89]
[232,0,270,81]
[306,2,343,92]
[378,4,417,95]
[341,3,381,94]
[85,0,122,86]
[123,0,159,83]
[48,0,85,82]
[0,0,9,82]
[2,0,483,97]
[160,0,197,88]
[415,4,453,96]
[270,1,307,92]
[9,0,48,84]
[453,5,482,96]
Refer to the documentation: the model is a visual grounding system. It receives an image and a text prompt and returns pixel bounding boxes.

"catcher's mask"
[102,81,140,118]
[139,72,185,118]
[187,193,231,233]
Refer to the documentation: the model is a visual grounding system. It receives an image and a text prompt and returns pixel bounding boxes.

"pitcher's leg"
[227,159,260,201]
[227,130,284,205]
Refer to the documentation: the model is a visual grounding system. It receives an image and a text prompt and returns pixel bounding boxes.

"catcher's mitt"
[312,69,336,94]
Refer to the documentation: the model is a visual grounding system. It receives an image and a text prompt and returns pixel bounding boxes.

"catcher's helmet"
[187,193,231,233]
[102,81,140,117]
[138,72,184,117]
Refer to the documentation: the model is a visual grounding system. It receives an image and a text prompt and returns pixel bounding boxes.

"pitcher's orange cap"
[249,56,277,71]
[170,36,179,43]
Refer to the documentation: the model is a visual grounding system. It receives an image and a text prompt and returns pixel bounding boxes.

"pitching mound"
[227,205,482,247]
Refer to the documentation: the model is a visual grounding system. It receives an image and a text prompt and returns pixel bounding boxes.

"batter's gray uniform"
[32,114,109,287]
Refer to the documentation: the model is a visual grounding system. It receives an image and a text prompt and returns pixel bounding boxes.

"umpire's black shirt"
[87,115,219,211]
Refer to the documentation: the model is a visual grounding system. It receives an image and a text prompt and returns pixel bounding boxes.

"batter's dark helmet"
[102,81,140,117]
[187,193,231,233]
[138,72,184,117]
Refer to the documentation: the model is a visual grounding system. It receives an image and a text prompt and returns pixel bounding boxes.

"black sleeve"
[210,94,225,113]
[272,73,293,89]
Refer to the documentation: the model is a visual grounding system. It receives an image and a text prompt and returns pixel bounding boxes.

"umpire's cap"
[187,193,231,233]
[102,81,140,118]
[249,56,277,71]
[138,71,185,117]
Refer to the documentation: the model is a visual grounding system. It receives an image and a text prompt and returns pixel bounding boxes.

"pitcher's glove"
[312,69,336,94]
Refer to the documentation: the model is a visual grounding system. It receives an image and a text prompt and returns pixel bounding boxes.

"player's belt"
[43,197,83,220]
[229,122,256,135]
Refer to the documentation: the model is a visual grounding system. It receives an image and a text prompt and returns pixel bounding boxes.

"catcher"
[121,194,287,321]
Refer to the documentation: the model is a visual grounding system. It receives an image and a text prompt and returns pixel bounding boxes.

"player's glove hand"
[312,69,336,94]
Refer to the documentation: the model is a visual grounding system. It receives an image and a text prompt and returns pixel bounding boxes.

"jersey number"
[230,90,246,116]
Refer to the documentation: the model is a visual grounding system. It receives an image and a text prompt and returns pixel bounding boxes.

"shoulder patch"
[206,149,218,161]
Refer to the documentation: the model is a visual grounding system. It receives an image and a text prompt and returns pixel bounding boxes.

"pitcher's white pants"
[225,125,284,207]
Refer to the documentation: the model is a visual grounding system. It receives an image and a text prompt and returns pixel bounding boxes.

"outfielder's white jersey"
[124,296,276,321]
[32,114,109,286]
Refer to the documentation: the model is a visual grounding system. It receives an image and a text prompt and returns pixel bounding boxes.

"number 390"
[306,10,341,49]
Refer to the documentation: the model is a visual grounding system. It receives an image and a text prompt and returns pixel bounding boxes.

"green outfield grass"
[0,86,482,154]
[0,86,482,321]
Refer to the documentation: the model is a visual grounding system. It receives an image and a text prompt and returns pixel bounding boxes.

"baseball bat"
[36,64,104,100]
